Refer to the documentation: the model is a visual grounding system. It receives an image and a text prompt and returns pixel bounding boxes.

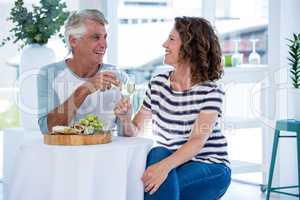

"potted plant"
[1,0,69,130]
[1,0,69,48]
[287,33,300,119]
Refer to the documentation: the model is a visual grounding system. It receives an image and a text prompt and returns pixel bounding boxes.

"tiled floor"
[223,181,298,200]
[223,181,266,200]
[0,181,297,200]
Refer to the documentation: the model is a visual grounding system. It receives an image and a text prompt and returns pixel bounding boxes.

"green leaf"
[1,0,69,48]
[287,33,300,88]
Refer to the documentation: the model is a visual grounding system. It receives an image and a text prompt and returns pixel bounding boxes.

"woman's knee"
[179,163,231,200]
[147,146,172,166]
[216,166,231,198]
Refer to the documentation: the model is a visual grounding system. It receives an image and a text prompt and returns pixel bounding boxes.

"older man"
[37,9,127,134]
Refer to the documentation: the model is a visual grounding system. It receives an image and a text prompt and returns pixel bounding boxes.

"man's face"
[72,19,107,65]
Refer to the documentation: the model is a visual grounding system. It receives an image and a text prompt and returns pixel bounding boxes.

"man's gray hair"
[64,9,108,51]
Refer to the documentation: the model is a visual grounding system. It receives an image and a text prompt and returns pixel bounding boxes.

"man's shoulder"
[39,60,66,75]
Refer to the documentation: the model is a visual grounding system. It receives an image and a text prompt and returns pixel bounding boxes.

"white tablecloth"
[8,136,153,200]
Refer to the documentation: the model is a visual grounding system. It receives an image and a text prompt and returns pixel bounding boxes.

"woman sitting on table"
[114,16,231,200]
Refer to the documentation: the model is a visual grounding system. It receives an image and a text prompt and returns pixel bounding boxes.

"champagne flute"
[126,74,136,96]
[248,39,261,64]
[121,74,135,96]
[101,66,122,135]
[120,74,136,115]
[231,39,243,66]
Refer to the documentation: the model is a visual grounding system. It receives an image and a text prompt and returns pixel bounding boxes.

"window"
[215,0,268,64]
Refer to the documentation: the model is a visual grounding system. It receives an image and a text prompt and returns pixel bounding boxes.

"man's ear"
[69,35,78,49]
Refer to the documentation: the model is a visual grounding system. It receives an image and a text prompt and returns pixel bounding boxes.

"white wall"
[0,1,19,87]
[65,0,79,11]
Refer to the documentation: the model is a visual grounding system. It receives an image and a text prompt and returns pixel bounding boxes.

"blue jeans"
[144,147,231,200]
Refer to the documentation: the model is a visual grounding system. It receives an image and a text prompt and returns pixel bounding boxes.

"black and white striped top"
[143,71,229,165]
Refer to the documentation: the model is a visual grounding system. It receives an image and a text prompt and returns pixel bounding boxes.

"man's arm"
[37,68,91,133]
[37,67,119,133]
[47,71,120,131]
[46,85,90,132]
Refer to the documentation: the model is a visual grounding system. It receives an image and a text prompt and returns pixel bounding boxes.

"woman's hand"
[114,97,132,122]
[141,161,172,195]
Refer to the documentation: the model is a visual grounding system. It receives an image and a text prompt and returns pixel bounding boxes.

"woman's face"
[162,28,182,67]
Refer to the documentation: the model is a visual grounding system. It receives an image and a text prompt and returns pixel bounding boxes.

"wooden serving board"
[44,132,112,145]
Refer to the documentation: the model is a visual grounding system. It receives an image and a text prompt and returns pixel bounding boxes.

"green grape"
[94,126,100,132]
[80,114,105,134]
[80,119,89,126]
[86,115,95,122]
[85,114,91,119]
[91,122,98,128]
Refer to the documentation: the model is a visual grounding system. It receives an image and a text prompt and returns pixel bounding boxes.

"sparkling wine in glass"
[122,74,135,96]
[126,82,136,95]
[122,74,136,115]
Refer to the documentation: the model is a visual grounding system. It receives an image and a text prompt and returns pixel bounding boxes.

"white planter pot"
[287,88,300,120]
[18,44,56,130]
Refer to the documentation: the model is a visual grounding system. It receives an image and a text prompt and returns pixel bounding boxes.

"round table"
[7,136,153,200]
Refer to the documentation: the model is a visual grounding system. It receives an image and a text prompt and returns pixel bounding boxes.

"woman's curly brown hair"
[175,16,223,84]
